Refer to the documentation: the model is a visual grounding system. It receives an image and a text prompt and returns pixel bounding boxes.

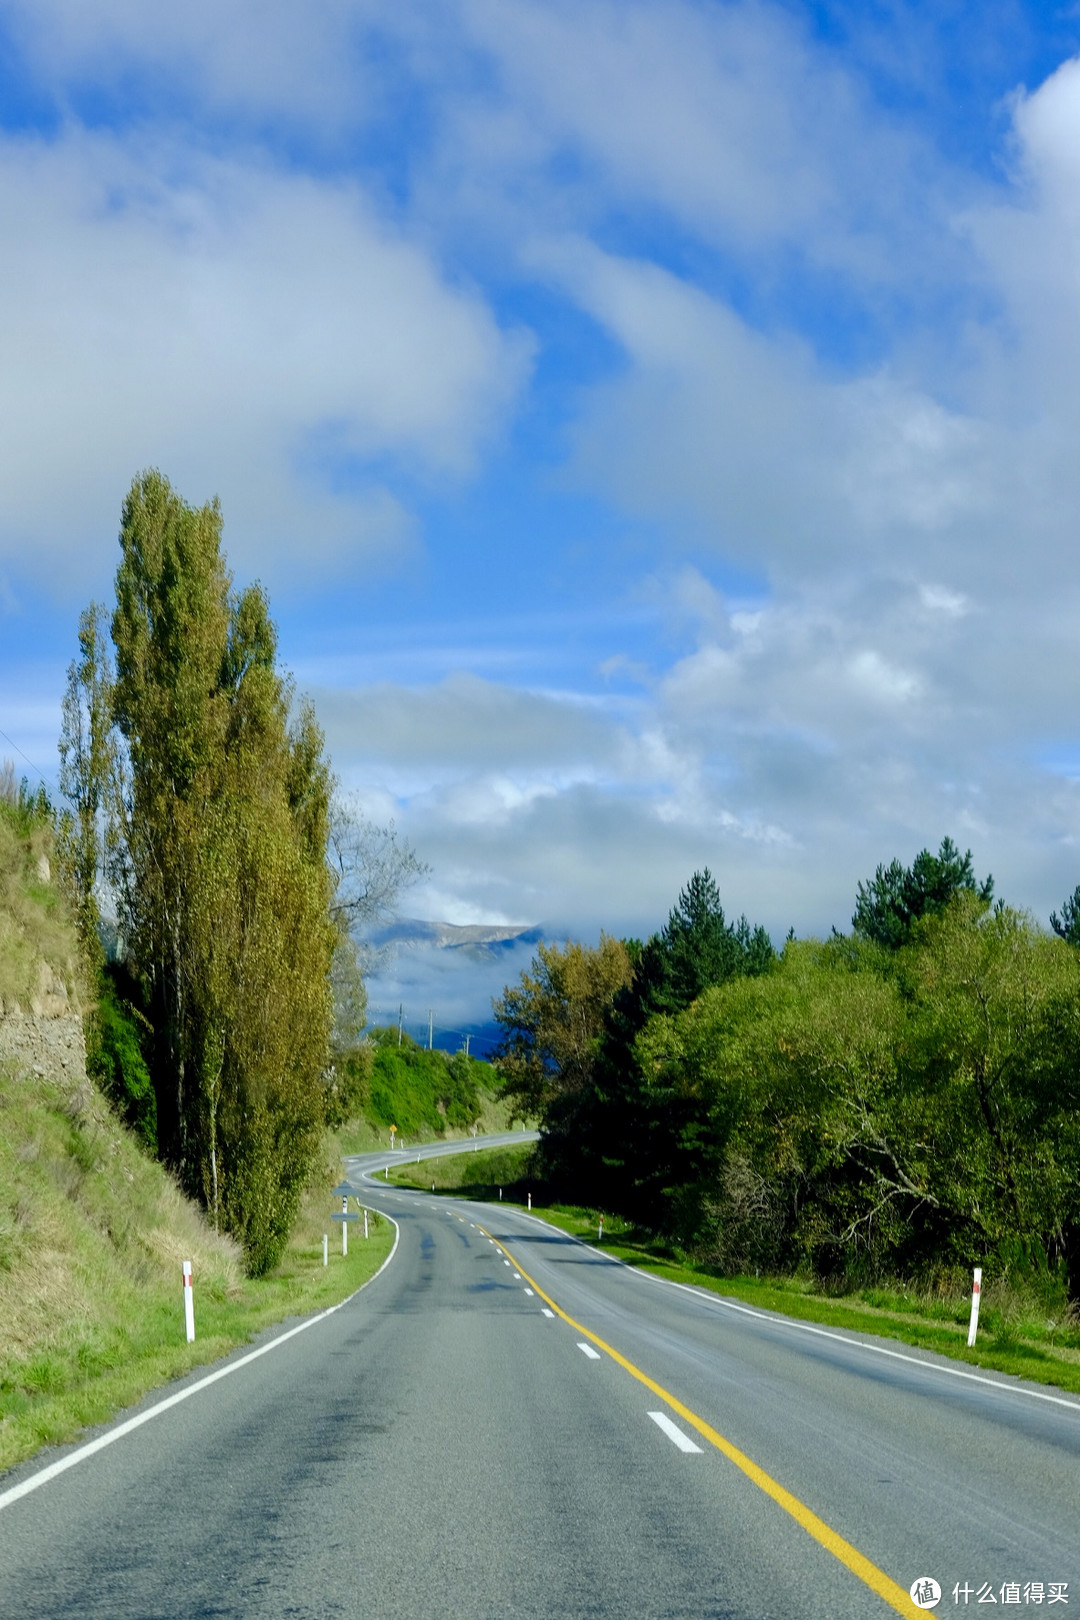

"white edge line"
[499,1212,1080,1418]
[648,1411,702,1453]
[0,1214,402,1516]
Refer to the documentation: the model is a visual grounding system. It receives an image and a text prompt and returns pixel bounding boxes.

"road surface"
[0,1130,1076,1618]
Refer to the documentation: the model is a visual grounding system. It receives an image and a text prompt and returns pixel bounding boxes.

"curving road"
[0,1131,1076,1618]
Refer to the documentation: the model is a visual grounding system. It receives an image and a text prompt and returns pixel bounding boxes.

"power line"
[0,722,57,793]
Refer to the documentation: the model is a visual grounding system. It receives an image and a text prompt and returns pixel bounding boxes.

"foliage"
[322,1042,374,1132]
[852,836,993,948]
[86,967,157,1150]
[496,850,1080,1303]
[366,1028,497,1138]
[492,934,633,1117]
[59,471,337,1275]
[1050,883,1080,946]
[634,901,1080,1292]
[56,604,115,965]
[535,871,775,1223]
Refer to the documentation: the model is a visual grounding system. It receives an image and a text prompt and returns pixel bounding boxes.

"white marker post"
[967,1267,983,1347]
[527,1192,532,1211]
[363,1208,369,1240]
[330,1181,360,1256]
[322,1234,328,1267]
[182,1261,195,1343]
[598,1214,604,1242]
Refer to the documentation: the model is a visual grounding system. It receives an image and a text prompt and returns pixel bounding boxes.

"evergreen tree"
[1050,884,1080,946]
[852,837,993,949]
[537,871,774,1222]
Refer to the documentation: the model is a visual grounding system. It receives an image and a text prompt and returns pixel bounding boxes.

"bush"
[87,972,157,1152]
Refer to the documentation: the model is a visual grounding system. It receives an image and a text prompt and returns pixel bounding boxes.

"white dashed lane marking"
[648,1412,703,1453]
[542,1308,555,1318]
[524,1289,534,1297]
[577,1343,601,1360]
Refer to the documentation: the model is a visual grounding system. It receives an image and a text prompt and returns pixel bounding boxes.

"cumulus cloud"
[0,127,529,595]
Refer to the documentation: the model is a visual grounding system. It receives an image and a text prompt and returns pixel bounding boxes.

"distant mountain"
[370,919,544,957]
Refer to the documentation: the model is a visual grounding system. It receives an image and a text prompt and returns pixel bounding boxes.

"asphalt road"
[1,1130,1077,1619]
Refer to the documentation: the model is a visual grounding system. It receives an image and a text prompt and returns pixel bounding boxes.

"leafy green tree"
[66,470,337,1273]
[492,935,633,1119]
[852,836,993,948]
[904,896,1080,1279]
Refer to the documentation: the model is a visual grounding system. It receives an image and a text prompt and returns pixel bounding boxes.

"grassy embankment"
[389,1143,1080,1396]
[0,1057,395,1476]
[0,798,394,1476]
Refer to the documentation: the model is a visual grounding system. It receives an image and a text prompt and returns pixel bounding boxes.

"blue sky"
[4,1,1080,1033]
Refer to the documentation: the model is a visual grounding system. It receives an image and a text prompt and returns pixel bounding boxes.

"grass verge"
[388,1149,1080,1398]
[0,1065,394,1477]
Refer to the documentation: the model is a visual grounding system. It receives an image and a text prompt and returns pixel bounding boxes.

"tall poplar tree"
[72,470,336,1273]
[57,602,115,962]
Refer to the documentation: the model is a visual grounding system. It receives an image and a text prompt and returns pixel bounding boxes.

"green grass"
[390,1151,1080,1397]
[0,1060,395,1476]
[388,1140,535,1199]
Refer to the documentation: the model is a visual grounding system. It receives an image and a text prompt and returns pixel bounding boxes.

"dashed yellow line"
[479,1224,915,1616]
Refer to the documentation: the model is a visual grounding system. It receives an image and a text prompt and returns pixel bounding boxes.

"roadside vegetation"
[492,847,1080,1377]
[334,1028,516,1148]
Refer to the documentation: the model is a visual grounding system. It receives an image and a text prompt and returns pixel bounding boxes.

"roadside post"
[331,1181,360,1256]
[598,1214,604,1242]
[527,1192,532,1211]
[322,1234,328,1267]
[967,1267,983,1347]
[389,1124,397,1150]
[182,1260,195,1343]
[364,1208,369,1239]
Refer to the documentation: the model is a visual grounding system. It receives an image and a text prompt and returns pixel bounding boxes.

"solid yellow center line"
[479,1225,915,1616]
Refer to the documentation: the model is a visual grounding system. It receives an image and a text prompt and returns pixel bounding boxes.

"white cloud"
[0,0,383,129]
[445,0,954,284]
[0,127,529,594]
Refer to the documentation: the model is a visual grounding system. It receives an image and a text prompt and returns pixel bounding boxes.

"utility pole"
[397,1003,403,1047]
[428,1009,433,1050]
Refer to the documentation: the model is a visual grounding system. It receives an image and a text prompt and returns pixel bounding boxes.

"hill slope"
[0,794,392,1474]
